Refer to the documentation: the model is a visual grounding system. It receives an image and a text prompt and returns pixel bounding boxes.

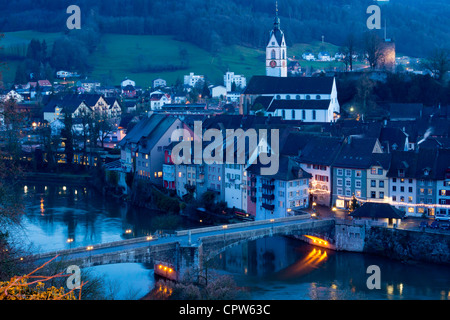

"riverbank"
[20,171,93,185]
[364,226,450,266]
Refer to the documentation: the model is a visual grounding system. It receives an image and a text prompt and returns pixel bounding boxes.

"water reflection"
[212,236,450,300]
[276,248,328,280]
[18,183,201,253]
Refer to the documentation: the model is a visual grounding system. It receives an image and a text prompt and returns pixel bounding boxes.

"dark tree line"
[0,0,449,57]
[13,25,100,84]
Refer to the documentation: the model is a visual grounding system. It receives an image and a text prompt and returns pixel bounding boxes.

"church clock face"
[270,60,277,68]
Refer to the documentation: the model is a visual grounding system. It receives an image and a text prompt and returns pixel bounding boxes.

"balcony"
[262,193,275,201]
[262,183,275,191]
[262,203,275,211]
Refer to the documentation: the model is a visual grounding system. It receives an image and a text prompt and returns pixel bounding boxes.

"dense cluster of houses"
[113,100,450,222]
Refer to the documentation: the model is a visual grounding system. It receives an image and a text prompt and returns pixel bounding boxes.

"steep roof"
[350,203,405,219]
[389,103,423,120]
[246,155,312,181]
[333,136,380,169]
[43,94,104,114]
[370,153,392,170]
[119,114,177,150]
[267,99,331,112]
[379,127,408,152]
[296,135,344,166]
[244,76,334,95]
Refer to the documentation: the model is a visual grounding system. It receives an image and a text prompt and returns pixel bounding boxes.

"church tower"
[266,2,287,77]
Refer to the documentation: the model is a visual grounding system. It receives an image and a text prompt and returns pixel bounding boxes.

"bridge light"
[164,266,167,271]
[222,225,228,229]
[168,268,173,273]
[146,236,153,240]
[332,207,337,212]
[159,264,163,269]
[87,246,93,250]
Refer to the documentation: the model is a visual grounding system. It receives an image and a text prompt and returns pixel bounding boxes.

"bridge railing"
[30,234,160,261]
[175,214,313,236]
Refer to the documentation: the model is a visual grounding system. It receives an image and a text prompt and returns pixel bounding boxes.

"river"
[12,183,450,300]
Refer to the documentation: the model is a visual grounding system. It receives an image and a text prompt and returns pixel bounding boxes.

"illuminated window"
[408,207,414,213]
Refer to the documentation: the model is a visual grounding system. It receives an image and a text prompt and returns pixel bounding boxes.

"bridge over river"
[29,216,337,280]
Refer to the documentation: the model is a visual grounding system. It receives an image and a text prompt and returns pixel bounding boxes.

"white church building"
[240,5,340,122]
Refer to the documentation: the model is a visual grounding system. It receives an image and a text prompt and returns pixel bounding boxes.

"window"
[378,168,383,175]
[428,188,433,195]
[316,95,321,100]
[371,180,376,187]
[379,192,384,199]
[379,181,385,188]
[296,95,300,100]
[306,95,311,100]
[345,179,351,187]
[420,188,425,194]
[302,110,306,120]
[292,110,295,119]
[337,188,343,195]
[356,170,362,177]
[355,180,361,188]
[276,95,281,100]
[408,207,414,213]
[393,178,397,183]
[282,110,286,119]
[393,196,397,201]
[345,169,351,177]
[337,169,343,176]
[400,186,405,192]
[312,110,316,120]
[371,191,376,199]
[286,95,291,100]
[271,49,276,59]
[356,190,362,197]
[400,196,405,202]
[345,189,351,196]
[337,178,343,186]
[408,187,413,193]
[408,196,413,203]
[371,168,377,175]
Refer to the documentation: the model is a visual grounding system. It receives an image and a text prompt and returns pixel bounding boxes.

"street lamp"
[67,238,74,249]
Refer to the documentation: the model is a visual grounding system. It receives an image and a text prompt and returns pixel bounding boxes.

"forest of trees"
[0,0,449,57]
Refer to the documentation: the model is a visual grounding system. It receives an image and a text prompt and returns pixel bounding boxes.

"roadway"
[31,215,324,265]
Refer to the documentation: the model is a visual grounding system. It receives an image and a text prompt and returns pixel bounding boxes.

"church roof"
[267,99,331,112]
[244,76,334,95]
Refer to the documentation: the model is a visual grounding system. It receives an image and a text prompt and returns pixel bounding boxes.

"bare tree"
[423,48,450,82]
[363,31,385,70]
[341,32,358,71]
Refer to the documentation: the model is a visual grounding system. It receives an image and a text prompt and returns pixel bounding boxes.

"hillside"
[0,31,348,87]
[0,0,448,58]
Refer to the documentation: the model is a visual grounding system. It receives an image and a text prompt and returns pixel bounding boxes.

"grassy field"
[90,34,267,87]
[1,31,349,87]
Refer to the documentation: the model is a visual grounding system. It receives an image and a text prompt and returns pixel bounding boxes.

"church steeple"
[266,1,287,77]
[274,1,280,30]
